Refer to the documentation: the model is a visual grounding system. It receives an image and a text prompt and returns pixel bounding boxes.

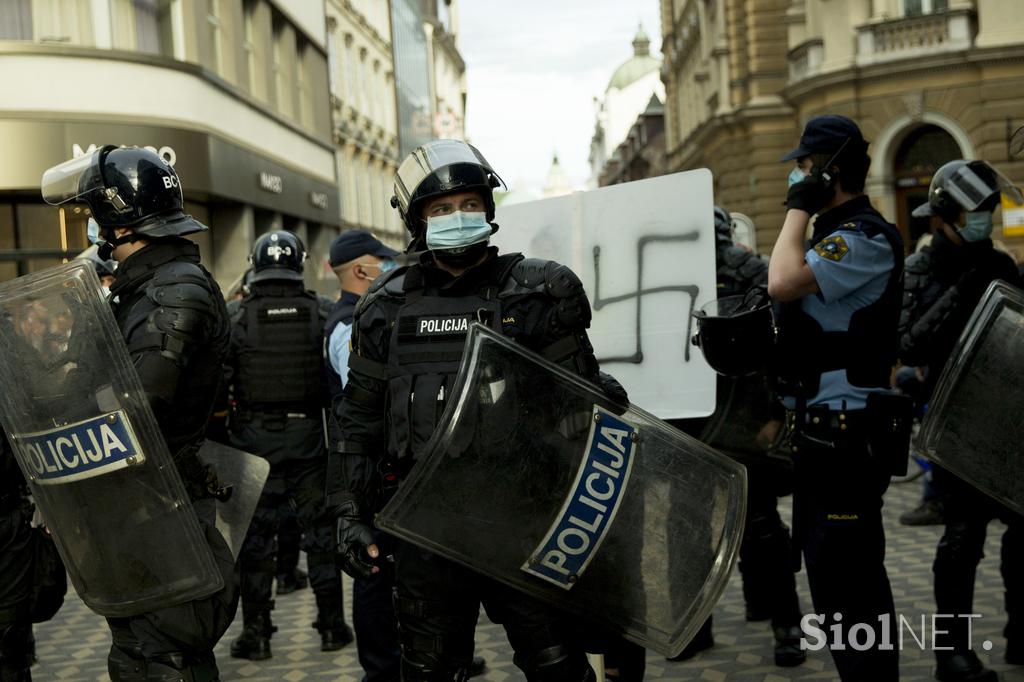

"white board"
[493,170,718,419]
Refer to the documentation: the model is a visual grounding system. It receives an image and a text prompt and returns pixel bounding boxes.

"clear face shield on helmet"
[944,162,1023,212]
[392,140,500,219]
[41,149,107,207]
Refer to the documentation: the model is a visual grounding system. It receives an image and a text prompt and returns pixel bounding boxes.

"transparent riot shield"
[197,440,270,560]
[917,280,1024,516]
[0,261,223,617]
[377,324,747,657]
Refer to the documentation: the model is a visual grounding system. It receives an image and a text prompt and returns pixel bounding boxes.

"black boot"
[275,567,309,595]
[314,592,353,652]
[230,609,274,661]
[934,651,998,682]
[772,625,806,667]
[467,656,487,678]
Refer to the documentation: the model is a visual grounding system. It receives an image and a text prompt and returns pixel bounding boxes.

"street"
[31,477,1024,681]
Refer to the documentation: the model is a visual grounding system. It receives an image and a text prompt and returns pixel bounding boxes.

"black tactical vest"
[234,289,326,412]
[385,257,522,460]
[774,204,904,400]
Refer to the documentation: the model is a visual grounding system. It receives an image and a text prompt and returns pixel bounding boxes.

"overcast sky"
[459,3,662,196]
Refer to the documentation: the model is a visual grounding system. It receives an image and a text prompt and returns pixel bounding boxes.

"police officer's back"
[43,145,237,681]
[226,231,352,661]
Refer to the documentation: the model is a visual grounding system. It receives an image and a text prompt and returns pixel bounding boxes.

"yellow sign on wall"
[1002,194,1024,238]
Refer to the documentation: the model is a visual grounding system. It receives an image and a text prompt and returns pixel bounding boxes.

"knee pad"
[514,643,593,682]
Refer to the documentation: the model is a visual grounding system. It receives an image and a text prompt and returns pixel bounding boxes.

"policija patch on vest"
[416,314,472,337]
[814,235,850,262]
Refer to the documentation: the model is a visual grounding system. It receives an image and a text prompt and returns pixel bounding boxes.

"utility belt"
[785,392,913,476]
[231,404,320,431]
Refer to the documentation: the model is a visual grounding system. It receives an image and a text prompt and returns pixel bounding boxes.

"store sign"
[258,172,284,194]
[72,143,177,167]
[309,191,328,210]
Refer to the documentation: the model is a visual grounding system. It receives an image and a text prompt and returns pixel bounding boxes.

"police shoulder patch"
[813,235,850,262]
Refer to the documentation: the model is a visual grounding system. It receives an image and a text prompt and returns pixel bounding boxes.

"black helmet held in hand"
[249,230,307,283]
[391,139,505,249]
[42,145,207,238]
[692,288,776,377]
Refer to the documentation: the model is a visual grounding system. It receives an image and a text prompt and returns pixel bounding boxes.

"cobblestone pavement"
[32,479,1024,681]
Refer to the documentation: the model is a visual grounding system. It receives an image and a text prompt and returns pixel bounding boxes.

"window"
[33,0,94,45]
[297,39,314,129]
[326,20,339,97]
[243,0,258,93]
[0,0,32,39]
[903,0,948,16]
[271,12,293,117]
[207,0,222,73]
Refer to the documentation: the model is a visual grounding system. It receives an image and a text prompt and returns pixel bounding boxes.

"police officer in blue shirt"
[768,115,907,681]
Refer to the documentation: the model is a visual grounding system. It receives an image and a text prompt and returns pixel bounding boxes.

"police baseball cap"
[329,230,399,267]
[781,115,868,162]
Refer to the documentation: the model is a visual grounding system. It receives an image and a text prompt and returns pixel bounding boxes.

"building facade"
[588,26,666,188]
[0,0,340,291]
[327,0,404,250]
[598,94,667,187]
[661,0,1024,257]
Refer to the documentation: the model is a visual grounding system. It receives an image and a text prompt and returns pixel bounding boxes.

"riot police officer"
[42,145,238,681]
[903,160,1024,681]
[329,139,616,681]
[769,116,906,680]
[683,207,805,668]
[226,231,352,660]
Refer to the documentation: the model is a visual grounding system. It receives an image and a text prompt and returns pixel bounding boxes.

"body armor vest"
[716,245,767,299]
[235,290,326,412]
[775,208,904,400]
[386,257,521,461]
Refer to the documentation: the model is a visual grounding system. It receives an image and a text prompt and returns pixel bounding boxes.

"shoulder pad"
[146,261,217,314]
[355,266,407,319]
[721,245,753,269]
[506,258,584,300]
[509,257,549,290]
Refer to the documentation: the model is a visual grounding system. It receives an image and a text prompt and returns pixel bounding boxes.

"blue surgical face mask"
[960,211,994,242]
[87,218,101,244]
[788,168,807,188]
[425,211,491,251]
[378,258,397,273]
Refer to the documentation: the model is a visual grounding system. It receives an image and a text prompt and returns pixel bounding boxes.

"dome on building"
[607,24,660,92]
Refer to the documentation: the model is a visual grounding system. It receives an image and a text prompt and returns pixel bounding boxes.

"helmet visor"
[41,150,105,205]
[946,162,1023,211]
[393,140,495,214]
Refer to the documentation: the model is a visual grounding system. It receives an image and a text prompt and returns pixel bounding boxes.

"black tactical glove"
[334,499,380,579]
[786,175,835,215]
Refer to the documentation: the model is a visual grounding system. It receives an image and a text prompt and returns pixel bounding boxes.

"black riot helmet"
[691,288,776,377]
[42,145,207,237]
[391,139,505,250]
[912,159,1022,225]
[249,230,307,283]
[714,205,733,247]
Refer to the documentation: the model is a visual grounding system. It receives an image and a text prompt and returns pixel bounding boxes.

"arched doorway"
[893,125,962,249]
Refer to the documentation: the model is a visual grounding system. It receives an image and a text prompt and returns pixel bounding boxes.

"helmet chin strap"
[96,231,143,261]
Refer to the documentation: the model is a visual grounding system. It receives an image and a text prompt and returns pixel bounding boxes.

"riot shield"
[377,324,747,657]
[198,440,270,560]
[0,261,223,617]
[917,280,1024,516]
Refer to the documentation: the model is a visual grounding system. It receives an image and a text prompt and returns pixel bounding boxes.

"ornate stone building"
[661,0,1024,256]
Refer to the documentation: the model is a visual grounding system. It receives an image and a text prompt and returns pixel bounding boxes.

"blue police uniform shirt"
[328,320,354,389]
[782,223,895,411]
